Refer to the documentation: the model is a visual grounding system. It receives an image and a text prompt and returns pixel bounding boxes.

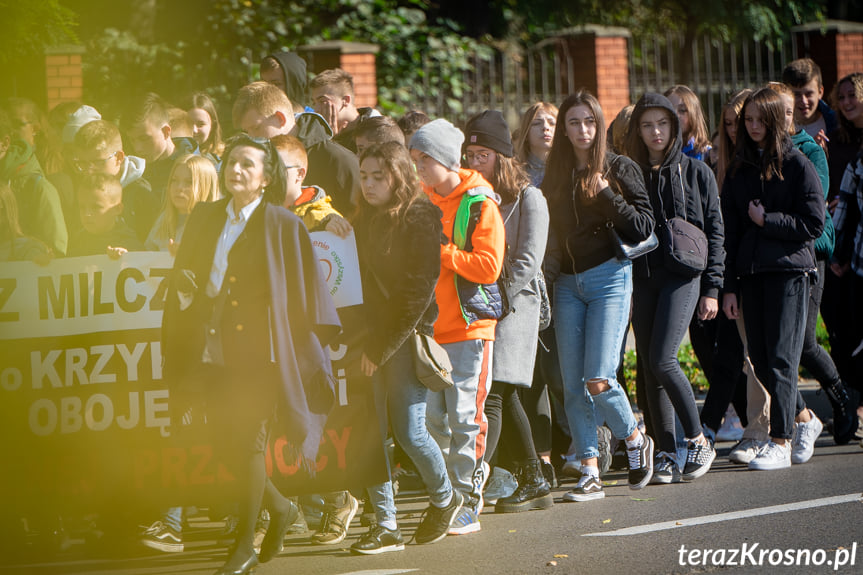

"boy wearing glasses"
[73,120,159,242]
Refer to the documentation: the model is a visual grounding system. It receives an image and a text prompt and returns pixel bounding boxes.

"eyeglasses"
[463,151,492,165]
[73,151,119,172]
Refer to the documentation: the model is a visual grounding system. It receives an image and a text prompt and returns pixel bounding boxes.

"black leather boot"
[494,460,554,513]
[823,380,857,445]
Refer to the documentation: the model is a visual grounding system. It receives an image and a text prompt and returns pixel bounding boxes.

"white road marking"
[582,493,863,537]
[335,570,420,575]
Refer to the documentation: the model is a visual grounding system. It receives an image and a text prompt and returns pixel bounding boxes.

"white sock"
[378,519,398,531]
[435,492,453,509]
[582,465,599,478]
[625,434,644,450]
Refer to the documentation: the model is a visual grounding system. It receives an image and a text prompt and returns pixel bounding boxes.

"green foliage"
[0,1,78,67]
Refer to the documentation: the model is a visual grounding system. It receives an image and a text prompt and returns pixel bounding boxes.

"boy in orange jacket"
[409,119,505,535]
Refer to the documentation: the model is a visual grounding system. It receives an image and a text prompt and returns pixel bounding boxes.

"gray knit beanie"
[409,119,464,172]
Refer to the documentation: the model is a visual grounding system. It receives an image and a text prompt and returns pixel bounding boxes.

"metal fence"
[408,32,799,131]
[629,33,799,131]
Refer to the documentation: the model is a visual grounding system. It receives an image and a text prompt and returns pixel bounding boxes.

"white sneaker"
[791,412,823,464]
[728,438,764,464]
[748,441,791,471]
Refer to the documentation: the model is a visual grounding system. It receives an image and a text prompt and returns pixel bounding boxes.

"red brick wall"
[558,32,631,122]
[339,53,377,109]
[45,51,83,111]
[836,33,863,84]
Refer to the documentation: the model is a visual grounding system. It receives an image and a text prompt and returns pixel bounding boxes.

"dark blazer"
[162,197,341,467]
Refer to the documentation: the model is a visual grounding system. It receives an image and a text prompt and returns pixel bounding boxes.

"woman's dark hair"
[625,96,675,167]
[542,89,607,200]
[190,92,225,157]
[220,133,286,205]
[354,141,424,253]
[733,87,789,181]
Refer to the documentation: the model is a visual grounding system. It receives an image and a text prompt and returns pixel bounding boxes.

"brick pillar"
[45,45,85,111]
[555,26,631,122]
[792,20,863,95]
[299,41,380,108]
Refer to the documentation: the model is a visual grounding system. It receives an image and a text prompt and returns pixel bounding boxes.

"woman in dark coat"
[350,141,463,553]
[162,134,340,575]
[722,87,825,471]
[625,93,725,484]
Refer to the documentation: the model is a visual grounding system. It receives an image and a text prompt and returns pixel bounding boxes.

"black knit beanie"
[464,110,514,157]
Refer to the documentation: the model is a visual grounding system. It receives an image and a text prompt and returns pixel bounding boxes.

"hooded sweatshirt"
[0,138,68,255]
[291,112,360,216]
[791,128,834,259]
[287,185,342,232]
[266,51,314,113]
[423,168,505,344]
[629,93,725,299]
[118,155,160,242]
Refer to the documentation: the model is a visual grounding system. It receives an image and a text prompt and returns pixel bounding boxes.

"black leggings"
[485,381,539,465]
[699,310,749,433]
[632,270,703,454]
[800,260,843,389]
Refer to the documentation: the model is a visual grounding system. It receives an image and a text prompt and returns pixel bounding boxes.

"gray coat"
[492,185,549,386]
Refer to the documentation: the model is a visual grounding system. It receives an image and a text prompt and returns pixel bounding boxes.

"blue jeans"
[554,259,638,461]
[367,340,453,524]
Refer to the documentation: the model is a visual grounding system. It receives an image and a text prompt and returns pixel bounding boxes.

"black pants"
[740,272,810,440]
[485,381,539,465]
[522,325,571,460]
[699,310,749,433]
[801,260,844,390]
[632,270,703,453]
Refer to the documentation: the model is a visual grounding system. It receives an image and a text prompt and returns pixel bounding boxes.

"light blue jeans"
[554,258,638,461]
[367,341,453,524]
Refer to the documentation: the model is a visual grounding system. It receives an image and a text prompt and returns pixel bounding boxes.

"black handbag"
[659,165,708,277]
[606,222,659,260]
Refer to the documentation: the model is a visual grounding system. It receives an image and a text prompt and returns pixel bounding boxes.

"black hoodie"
[629,93,725,299]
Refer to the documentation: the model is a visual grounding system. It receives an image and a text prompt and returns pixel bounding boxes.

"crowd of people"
[3,51,863,574]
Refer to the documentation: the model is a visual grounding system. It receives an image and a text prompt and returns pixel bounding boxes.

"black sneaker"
[562,475,604,502]
[650,452,681,484]
[140,521,183,553]
[414,490,464,544]
[627,434,654,490]
[682,439,716,480]
[350,524,404,555]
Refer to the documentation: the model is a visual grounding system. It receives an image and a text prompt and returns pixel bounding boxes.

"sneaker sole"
[748,460,791,471]
[649,473,680,485]
[562,492,605,502]
[494,493,554,513]
[447,523,481,535]
[141,540,183,553]
[350,543,405,555]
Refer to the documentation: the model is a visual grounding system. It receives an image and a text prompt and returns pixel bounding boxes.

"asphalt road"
[3,384,862,575]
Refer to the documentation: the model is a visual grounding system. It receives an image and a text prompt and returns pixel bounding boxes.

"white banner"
[310,231,363,309]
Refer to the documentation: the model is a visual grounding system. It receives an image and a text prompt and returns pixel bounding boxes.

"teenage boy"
[73,120,158,242]
[309,68,382,153]
[782,58,838,148]
[233,82,360,216]
[125,93,195,199]
[68,173,143,257]
[408,119,505,536]
[354,116,405,156]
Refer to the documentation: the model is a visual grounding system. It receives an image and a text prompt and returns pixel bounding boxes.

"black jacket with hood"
[629,93,725,299]
[266,51,361,215]
[721,137,825,294]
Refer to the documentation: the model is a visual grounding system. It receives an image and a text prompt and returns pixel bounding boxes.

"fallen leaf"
[675,522,683,525]
[603,480,618,486]
[602,519,611,524]
[508,529,517,533]
[547,561,557,567]
[553,554,569,558]
[631,497,656,501]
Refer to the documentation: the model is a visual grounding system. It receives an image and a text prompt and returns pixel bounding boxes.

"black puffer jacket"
[547,151,655,276]
[630,93,725,299]
[721,140,825,293]
[357,196,444,367]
